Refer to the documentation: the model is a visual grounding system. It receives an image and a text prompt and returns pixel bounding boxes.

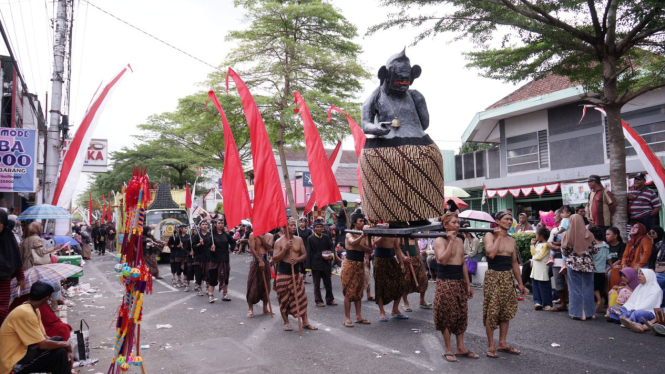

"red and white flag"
[481,184,487,205]
[51,65,132,208]
[304,140,343,214]
[582,105,665,199]
[294,92,342,208]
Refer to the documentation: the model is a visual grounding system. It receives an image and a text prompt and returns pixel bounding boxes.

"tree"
[370,0,665,230]
[218,0,370,217]
[459,142,497,155]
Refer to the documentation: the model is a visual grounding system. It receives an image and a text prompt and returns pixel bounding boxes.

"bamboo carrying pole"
[286,227,303,338]
[261,270,274,318]
[401,239,419,287]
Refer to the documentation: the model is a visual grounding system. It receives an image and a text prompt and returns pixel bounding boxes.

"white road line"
[143,293,198,320]
[154,278,179,291]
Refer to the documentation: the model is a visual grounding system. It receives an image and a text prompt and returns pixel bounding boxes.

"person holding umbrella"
[0,209,24,326]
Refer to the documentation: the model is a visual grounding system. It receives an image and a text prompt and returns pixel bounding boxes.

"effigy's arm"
[410,90,429,131]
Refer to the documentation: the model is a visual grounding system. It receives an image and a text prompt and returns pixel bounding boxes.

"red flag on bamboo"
[226,68,287,235]
[294,92,342,208]
[101,195,106,224]
[107,194,113,222]
[327,106,366,197]
[304,140,343,214]
[208,90,252,229]
[185,183,192,210]
[88,192,92,224]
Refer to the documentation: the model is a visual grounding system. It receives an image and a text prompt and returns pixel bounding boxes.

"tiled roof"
[148,184,180,209]
[280,146,358,164]
[486,74,579,110]
[334,167,359,187]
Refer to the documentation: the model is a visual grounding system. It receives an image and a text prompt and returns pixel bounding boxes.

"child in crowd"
[547,205,574,267]
[589,226,612,312]
[531,227,553,311]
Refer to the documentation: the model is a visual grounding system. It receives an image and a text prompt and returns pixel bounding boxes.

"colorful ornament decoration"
[108,168,152,374]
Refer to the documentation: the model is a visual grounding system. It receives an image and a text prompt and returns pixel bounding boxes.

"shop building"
[447,74,665,222]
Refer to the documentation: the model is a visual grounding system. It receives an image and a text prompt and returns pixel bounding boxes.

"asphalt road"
[71,253,664,374]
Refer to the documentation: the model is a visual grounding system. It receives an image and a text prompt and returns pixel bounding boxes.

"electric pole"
[44,0,68,204]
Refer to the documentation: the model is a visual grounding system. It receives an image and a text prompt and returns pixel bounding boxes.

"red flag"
[226,68,287,235]
[208,90,252,228]
[107,194,113,222]
[101,195,106,223]
[327,106,366,198]
[304,140,342,214]
[185,183,192,209]
[88,192,92,224]
[294,92,342,208]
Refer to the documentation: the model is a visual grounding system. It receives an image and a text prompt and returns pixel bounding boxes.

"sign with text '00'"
[0,128,38,192]
[60,138,108,173]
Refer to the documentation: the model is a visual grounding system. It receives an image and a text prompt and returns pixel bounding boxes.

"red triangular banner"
[533,185,546,195]
[509,188,521,197]
[545,183,560,193]
[521,187,533,196]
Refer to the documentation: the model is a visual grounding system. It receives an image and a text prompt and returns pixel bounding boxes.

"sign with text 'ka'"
[0,128,38,192]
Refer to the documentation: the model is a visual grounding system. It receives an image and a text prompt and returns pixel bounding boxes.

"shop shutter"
[538,130,549,168]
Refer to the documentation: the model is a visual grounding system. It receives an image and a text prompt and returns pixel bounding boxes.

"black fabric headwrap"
[495,210,511,221]
[0,209,23,278]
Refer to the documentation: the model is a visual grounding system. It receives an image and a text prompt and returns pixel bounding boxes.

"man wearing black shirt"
[307,219,337,307]
[296,217,312,283]
[336,201,349,247]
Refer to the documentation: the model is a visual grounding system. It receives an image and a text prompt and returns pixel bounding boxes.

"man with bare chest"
[372,229,407,322]
[482,210,527,358]
[433,213,477,362]
[246,231,273,318]
[273,219,317,332]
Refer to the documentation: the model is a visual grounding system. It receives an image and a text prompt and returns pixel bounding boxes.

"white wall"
[622,89,665,113]
[504,109,548,138]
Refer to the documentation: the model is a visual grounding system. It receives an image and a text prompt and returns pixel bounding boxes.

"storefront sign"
[562,180,611,205]
[60,138,108,173]
[0,128,38,192]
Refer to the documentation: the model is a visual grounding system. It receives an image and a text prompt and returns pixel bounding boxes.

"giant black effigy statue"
[360,49,445,226]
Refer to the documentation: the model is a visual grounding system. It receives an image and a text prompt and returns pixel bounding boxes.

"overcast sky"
[0,0,520,203]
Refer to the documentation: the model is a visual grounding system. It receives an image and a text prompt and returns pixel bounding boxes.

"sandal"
[486,349,498,359]
[391,313,409,319]
[419,302,433,309]
[247,311,254,318]
[303,325,318,330]
[209,295,215,303]
[354,319,371,325]
[283,324,293,331]
[497,346,521,355]
[379,316,389,322]
[367,296,375,301]
[403,306,413,312]
[442,353,457,362]
[327,301,339,306]
[457,351,480,359]
[316,303,326,307]
[344,321,354,328]
[222,294,231,301]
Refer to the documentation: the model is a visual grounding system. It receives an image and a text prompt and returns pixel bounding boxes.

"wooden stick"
[261,267,274,318]
[291,261,303,338]
[403,238,419,288]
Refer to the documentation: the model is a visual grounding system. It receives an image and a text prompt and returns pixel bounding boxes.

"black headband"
[495,210,511,220]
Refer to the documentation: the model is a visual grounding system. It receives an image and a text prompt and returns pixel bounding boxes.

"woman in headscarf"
[0,209,25,326]
[647,226,664,269]
[561,214,598,320]
[608,269,663,332]
[605,227,626,291]
[606,268,639,317]
[622,223,652,270]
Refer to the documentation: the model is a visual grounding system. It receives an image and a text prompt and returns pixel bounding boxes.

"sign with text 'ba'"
[60,138,108,173]
[0,128,38,192]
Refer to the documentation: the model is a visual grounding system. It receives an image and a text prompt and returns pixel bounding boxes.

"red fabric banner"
[185,183,192,209]
[107,194,113,222]
[304,141,342,214]
[545,183,560,193]
[227,68,287,235]
[327,106,366,198]
[496,189,509,198]
[486,190,497,198]
[294,92,342,208]
[521,187,533,196]
[509,188,521,198]
[533,185,546,195]
[101,195,106,224]
[208,90,252,229]
[88,192,92,224]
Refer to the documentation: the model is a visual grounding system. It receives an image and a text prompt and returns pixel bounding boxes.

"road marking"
[157,290,179,294]
[154,278,178,292]
[143,293,198,320]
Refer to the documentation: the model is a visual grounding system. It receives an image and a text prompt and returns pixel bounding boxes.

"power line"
[81,0,222,72]
[8,0,37,91]
[20,0,43,95]
[72,0,88,123]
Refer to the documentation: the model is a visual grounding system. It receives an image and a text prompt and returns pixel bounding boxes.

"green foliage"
[511,233,536,261]
[215,202,224,213]
[459,142,497,155]
[369,1,665,106]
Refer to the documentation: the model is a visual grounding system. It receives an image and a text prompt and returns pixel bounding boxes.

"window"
[507,145,539,173]
[538,130,549,168]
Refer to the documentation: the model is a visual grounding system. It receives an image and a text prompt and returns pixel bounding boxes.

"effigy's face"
[388,61,412,92]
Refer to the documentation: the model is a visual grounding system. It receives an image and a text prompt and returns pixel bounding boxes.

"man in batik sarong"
[483,210,527,358]
[433,213,478,362]
[342,213,372,327]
